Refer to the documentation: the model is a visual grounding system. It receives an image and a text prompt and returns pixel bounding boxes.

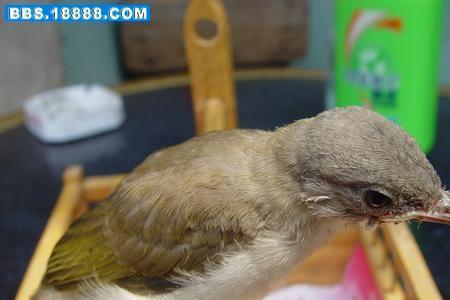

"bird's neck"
[251,122,346,242]
[272,118,312,177]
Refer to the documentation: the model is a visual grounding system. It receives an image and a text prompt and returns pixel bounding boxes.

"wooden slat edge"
[440,85,450,98]
[15,166,84,300]
[82,174,126,203]
[381,223,442,300]
[0,111,23,134]
[114,68,326,96]
[360,228,406,300]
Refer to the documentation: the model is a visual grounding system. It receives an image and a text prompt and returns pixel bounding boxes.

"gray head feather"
[276,106,442,223]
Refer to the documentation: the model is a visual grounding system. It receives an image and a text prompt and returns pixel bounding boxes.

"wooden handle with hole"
[183,0,237,134]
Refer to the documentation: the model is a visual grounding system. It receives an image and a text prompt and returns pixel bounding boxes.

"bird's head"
[279,106,450,226]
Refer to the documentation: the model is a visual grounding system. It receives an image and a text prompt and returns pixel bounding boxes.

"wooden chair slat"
[15,166,84,300]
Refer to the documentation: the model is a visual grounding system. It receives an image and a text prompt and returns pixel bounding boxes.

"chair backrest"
[120,0,308,75]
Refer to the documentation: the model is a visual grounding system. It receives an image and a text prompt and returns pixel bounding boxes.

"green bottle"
[334,0,443,153]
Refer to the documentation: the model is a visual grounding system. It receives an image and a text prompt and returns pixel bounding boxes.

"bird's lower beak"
[379,191,450,225]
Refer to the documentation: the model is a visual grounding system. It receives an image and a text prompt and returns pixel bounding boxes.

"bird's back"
[39,129,272,297]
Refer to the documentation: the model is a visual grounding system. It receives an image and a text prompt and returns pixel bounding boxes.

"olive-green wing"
[44,202,132,290]
[44,187,260,293]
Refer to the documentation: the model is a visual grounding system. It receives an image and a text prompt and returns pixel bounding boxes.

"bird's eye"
[364,190,392,208]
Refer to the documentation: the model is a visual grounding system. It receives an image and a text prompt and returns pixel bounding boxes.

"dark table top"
[1,77,449,299]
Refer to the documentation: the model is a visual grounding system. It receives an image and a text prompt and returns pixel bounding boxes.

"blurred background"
[1,0,450,299]
[1,1,450,116]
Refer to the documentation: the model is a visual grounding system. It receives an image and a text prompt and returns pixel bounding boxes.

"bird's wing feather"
[45,133,262,292]
[44,202,132,290]
[45,187,258,293]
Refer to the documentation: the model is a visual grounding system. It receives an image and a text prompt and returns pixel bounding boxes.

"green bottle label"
[344,10,403,122]
[335,0,443,153]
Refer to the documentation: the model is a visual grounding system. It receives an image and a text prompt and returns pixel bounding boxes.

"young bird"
[34,107,450,300]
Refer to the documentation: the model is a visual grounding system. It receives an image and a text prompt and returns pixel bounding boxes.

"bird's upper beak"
[411,191,450,225]
[380,190,450,225]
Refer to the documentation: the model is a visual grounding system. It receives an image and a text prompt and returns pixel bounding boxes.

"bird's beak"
[411,191,450,225]
[406,191,450,225]
[380,191,450,225]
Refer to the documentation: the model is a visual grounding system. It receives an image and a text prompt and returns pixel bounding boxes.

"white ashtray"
[23,84,125,143]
